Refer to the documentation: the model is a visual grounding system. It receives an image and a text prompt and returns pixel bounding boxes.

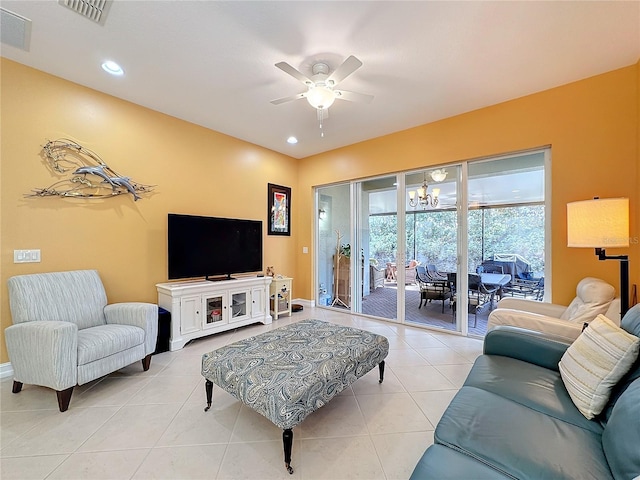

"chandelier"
[408,170,447,209]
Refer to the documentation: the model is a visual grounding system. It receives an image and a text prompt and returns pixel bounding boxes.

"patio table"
[480,273,511,287]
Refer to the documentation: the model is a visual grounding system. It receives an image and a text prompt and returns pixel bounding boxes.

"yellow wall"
[296,63,639,307]
[0,59,298,363]
[2,59,639,364]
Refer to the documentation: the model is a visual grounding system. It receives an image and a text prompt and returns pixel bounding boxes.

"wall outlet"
[302,246,309,254]
[14,249,41,263]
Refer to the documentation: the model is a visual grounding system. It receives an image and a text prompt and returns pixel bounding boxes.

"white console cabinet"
[156,276,272,351]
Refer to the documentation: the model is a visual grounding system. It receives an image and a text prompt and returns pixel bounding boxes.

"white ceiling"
[1,1,639,159]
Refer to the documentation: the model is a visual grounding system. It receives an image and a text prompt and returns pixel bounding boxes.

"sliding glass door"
[317,184,351,309]
[404,167,461,332]
[314,148,549,337]
[358,176,398,321]
[466,151,547,335]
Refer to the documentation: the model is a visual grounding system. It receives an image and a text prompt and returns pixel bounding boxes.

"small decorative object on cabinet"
[270,276,293,319]
[156,276,272,351]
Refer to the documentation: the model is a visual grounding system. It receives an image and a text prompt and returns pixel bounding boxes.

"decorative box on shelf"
[270,276,293,319]
[271,295,288,311]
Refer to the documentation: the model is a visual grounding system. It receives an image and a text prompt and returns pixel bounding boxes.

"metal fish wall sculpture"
[29,139,154,201]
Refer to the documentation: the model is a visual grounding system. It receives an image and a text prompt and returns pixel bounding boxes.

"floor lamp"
[567,197,630,318]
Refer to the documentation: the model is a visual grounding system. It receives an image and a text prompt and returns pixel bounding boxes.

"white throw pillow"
[559,314,640,419]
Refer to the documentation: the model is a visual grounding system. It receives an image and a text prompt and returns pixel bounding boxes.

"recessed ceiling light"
[287,136,298,144]
[101,60,124,76]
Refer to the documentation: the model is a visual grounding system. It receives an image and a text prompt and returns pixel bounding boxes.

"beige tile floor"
[0,307,482,480]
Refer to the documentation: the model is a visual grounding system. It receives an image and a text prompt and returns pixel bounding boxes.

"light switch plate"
[14,249,41,263]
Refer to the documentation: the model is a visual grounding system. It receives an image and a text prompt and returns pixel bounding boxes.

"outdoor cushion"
[559,314,639,419]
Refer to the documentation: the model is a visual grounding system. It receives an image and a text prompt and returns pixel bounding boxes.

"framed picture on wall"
[267,183,291,236]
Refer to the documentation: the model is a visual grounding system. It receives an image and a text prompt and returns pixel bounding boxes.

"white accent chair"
[487,277,619,342]
[6,270,158,412]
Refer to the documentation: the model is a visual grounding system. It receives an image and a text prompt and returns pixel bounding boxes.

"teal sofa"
[410,304,640,480]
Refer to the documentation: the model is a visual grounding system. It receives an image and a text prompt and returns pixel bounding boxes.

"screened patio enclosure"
[315,150,548,337]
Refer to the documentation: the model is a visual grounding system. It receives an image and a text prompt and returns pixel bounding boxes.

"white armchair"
[6,270,158,412]
[487,277,619,342]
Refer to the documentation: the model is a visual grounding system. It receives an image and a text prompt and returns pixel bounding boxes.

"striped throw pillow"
[559,314,640,419]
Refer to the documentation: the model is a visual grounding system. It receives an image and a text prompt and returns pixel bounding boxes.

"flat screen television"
[168,214,263,280]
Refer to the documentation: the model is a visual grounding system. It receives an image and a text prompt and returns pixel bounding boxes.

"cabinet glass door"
[204,294,224,328]
[230,291,248,320]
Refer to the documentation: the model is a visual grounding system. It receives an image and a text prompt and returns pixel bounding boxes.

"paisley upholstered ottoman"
[201,318,389,474]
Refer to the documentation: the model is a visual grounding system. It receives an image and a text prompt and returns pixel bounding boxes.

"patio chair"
[369,264,385,292]
[405,260,419,284]
[425,264,448,281]
[447,272,499,327]
[501,276,544,300]
[385,262,397,282]
[468,273,499,327]
[416,266,451,313]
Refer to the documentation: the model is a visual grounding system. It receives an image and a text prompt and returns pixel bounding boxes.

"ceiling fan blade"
[334,90,374,104]
[270,92,308,105]
[275,62,314,86]
[326,55,363,86]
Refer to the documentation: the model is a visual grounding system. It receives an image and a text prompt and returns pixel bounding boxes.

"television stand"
[156,276,273,351]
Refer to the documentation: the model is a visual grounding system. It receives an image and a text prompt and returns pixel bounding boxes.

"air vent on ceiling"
[58,0,112,25]
[0,8,32,51]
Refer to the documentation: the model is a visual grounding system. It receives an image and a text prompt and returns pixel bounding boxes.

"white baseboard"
[292,298,315,308]
[0,362,14,379]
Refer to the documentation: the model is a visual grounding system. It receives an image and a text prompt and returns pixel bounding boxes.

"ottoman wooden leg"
[204,380,213,412]
[378,360,385,383]
[283,428,294,474]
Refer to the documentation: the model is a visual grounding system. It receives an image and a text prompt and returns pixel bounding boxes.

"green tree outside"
[369,205,544,274]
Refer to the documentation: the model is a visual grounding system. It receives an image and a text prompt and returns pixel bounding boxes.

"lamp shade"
[567,198,629,248]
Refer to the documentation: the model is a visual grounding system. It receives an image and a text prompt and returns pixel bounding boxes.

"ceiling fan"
[270,55,374,124]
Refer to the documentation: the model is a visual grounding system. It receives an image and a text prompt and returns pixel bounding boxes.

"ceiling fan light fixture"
[430,169,447,182]
[306,86,335,110]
